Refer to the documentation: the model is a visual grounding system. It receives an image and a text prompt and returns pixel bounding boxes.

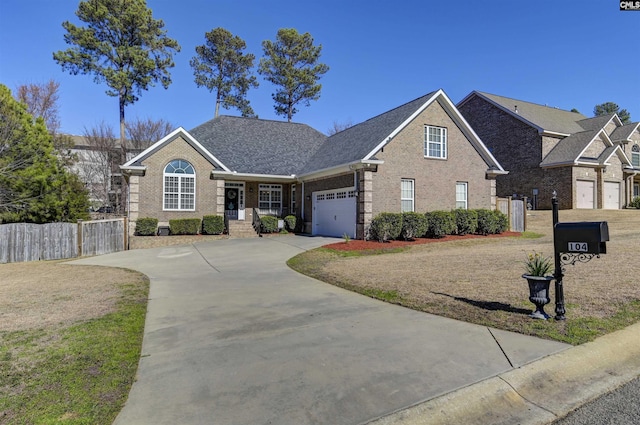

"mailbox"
[554,221,609,255]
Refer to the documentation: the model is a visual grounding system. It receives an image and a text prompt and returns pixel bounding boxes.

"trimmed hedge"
[629,196,640,209]
[169,218,201,235]
[260,215,279,233]
[202,215,225,235]
[369,212,403,242]
[454,209,478,235]
[425,210,456,238]
[476,209,508,235]
[401,212,428,240]
[284,215,296,232]
[135,217,158,236]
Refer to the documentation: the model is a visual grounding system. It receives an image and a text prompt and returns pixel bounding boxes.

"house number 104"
[568,242,588,252]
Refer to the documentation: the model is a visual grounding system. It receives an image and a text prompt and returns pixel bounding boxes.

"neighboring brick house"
[121,89,506,238]
[458,91,639,210]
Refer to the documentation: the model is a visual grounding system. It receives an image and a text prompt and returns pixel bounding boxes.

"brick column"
[357,170,374,239]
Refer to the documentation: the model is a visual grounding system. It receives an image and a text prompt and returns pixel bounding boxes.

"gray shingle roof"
[610,122,640,142]
[299,92,437,174]
[476,92,587,134]
[189,116,327,175]
[541,130,599,166]
[577,114,616,131]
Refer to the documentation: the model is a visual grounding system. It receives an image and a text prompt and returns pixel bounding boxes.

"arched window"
[163,160,195,210]
[632,144,640,168]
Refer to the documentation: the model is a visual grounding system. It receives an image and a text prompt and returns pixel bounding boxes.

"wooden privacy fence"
[497,197,527,232]
[0,218,127,264]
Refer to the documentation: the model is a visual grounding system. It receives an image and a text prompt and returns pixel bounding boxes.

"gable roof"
[576,114,619,132]
[299,89,505,176]
[541,128,631,168]
[299,92,436,174]
[122,127,230,173]
[189,116,327,175]
[123,90,506,180]
[610,122,640,142]
[458,91,588,135]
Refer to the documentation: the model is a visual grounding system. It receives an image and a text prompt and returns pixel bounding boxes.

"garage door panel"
[576,180,594,209]
[604,182,620,210]
[313,188,356,238]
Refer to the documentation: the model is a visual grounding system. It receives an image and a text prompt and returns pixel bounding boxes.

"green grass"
[0,281,149,424]
[289,246,640,346]
[520,231,545,239]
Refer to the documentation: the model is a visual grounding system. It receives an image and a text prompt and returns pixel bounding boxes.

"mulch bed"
[323,232,522,251]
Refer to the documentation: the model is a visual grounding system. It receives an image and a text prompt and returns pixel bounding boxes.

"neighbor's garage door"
[312,188,356,238]
[576,180,594,209]
[604,182,620,209]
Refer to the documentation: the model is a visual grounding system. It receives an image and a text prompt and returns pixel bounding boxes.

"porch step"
[227,220,259,238]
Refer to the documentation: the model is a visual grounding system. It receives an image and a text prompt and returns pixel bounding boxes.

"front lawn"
[288,209,640,345]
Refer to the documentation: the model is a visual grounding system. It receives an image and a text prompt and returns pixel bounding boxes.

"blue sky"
[1,0,638,136]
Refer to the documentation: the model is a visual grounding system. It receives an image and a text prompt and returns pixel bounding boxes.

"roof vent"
[514,105,518,114]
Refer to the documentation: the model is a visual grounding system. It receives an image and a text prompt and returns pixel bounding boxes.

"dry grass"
[294,209,640,343]
[0,261,143,333]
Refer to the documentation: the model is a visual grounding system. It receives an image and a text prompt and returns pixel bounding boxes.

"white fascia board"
[123,127,231,172]
[609,145,632,165]
[541,130,571,137]
[486,169,509,177]
[210,170,297,182]
[119,165,147,176]
[576,130,613,160]
[363,91,442,161]
[540,160,577,168]
[298,159,384,181]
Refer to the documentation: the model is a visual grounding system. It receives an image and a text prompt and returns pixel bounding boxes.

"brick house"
[121,89,506,238]
[458,91,639,210]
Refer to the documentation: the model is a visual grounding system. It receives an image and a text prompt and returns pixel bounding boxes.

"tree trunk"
[215,90,221,118]
[118,95,127,215]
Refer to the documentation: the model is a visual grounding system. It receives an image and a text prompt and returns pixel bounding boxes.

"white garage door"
[312,187,356,238]
[576,180,594,209]
[604,182,620,209]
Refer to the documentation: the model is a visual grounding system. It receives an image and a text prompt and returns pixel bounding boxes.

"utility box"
[554,221,609,255]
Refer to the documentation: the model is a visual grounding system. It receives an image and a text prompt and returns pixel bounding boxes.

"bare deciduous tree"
[327,119,354,136]
[16,79,61,134]
[76,122,119,210]
[125,117,174,151]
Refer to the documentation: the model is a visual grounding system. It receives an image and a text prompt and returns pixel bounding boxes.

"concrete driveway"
[72,236,568,425]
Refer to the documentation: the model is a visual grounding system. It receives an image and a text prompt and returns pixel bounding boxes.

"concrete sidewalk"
[69,235,636,425]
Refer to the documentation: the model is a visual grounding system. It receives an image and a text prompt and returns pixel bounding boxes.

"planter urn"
[522,274,553,320]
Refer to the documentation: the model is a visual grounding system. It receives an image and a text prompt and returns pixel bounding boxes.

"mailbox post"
[551,192,609,320]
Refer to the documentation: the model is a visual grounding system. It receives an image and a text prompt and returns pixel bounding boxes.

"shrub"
[135,217,158,236]
[629,197,640,209]
[284,215,297,232]
[369,212,403,242]
[202,215,225,235]
[425,211,456,238]
[493,210,509,233]
[260,215,279,233]
[401,212,428,240]
[169,218,201,235]
[475,209,507,235]
[453,209,478,235]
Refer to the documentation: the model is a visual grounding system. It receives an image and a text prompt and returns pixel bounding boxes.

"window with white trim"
[424,126,447,159]
[456,182,468,209]
[401,179,414,212]
[291,184,296,214]
[632,144,640,167]
[163,159,195,210]
[259,184,282,215]
[634,183,639,198]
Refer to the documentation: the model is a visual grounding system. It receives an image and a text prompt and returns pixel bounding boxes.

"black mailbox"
[554,221,609,255]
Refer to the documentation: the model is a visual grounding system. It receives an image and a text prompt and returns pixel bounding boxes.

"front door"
[225,188,239,220]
